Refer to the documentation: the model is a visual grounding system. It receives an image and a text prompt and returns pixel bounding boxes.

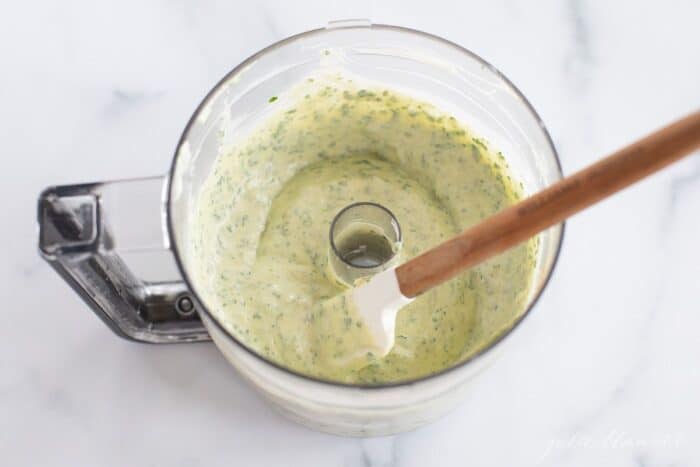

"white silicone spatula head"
[350,268,413,356]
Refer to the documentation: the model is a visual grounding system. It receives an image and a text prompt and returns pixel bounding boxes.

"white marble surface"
[2,0,699,465]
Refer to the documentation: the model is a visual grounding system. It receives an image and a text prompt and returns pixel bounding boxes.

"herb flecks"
[191,75,537,385]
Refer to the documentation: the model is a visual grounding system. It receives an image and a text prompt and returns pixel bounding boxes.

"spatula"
[350,111,700,356]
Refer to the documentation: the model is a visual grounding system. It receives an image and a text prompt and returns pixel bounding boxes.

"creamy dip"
[190,75,537,384]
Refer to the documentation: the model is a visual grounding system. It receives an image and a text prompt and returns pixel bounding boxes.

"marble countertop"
[2,0,699,465]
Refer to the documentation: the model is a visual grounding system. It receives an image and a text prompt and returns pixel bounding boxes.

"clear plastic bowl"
[167,20,563,436]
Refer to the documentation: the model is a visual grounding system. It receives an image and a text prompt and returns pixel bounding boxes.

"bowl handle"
[37,176,210,343]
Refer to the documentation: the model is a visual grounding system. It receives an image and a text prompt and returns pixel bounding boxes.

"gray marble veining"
[1,0,698,466]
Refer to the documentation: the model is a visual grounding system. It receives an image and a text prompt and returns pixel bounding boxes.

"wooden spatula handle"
[396,111,700,298]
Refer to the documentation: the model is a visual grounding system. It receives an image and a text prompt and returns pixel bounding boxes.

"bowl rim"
[165,22,565,389]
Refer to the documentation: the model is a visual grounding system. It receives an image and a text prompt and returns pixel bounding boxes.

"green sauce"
[190,75,537,384]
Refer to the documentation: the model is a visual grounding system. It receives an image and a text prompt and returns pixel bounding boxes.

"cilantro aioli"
[190,75,537,384]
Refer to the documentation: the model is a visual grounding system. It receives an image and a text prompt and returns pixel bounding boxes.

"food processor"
[38,20,563,436]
